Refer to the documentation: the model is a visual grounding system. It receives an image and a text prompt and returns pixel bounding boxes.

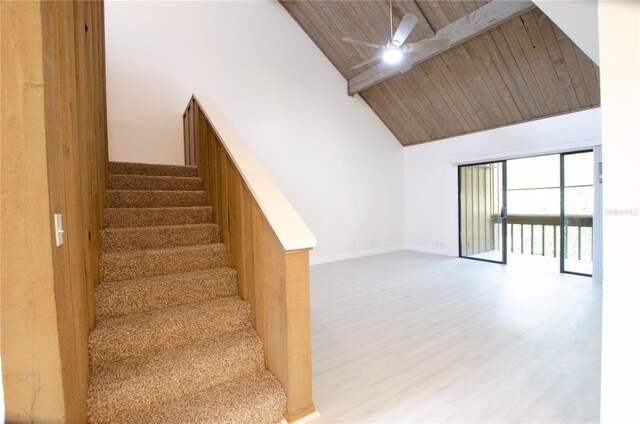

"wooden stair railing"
[183,93,317,422]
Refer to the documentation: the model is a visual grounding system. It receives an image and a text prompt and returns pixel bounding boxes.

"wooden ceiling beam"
[347,0,536,96]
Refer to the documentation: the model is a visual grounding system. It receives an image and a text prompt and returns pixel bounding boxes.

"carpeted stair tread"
[100,243,227,282]
[109,161,198,177]
[101,223,220,252]
[91,162,287,423]
[104,206,213,228]
[95,267,238,320]
[88,328,264,423]
[108,174,202,191]
[107,189,205,208]
[118,371,287,424]
[90,296,252,367]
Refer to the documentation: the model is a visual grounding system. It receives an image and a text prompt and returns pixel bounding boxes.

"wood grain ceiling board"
[280,1,600,146]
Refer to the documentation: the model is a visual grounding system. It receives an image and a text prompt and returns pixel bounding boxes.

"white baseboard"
[309,245,405,266]
[404,244,458,257]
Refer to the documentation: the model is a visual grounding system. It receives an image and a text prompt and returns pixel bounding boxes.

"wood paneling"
[348,1,536,94]
[280,1,600,146]
[2,2,68,420]
[184,98,315,421]
[460,164,500,256]
[2,1,108,421]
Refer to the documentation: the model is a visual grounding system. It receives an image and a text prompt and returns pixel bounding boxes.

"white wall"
[404,108,601,256]
[598,2,640,423]
[533,0,599,65]
[104,1,404,261]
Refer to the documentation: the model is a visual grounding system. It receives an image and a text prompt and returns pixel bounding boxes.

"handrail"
[182,94,316,422]
[508,214,592,226]
[490,214,594,226]
[184,92,316,252]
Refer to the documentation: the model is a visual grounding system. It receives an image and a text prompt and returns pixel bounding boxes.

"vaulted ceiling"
[279,1,600,146]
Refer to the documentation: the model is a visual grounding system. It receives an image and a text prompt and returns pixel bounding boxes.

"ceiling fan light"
[382,47,403,65]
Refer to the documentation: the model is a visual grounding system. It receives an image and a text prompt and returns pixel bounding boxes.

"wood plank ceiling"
[280,1,600,146]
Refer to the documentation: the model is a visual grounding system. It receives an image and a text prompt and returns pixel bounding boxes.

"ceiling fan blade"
[350,55,382,70]
[392,13,418,45]
[342,37,384,49]
[402,38,451,53]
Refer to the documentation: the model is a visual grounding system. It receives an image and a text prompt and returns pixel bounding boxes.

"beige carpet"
[88,161,286,424]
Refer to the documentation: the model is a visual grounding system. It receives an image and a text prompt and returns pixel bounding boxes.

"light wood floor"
[309,250,601,423]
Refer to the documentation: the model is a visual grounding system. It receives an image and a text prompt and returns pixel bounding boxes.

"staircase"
[87,161,287,423]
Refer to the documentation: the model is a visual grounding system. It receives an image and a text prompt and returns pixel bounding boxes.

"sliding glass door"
[459,161,507,264]
[459,151,598,276]
[561,151,594,276]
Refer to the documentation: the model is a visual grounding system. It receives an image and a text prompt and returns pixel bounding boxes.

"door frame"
[457,159,508,264]
[560,149,595,277]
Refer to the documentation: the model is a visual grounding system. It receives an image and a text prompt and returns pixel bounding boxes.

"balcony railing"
[491,214,593,259]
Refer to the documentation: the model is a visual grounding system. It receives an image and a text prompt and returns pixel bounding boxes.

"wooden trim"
[348,1,536,95]
[183,97,315,420]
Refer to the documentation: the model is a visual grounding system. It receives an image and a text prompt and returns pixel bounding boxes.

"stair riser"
[95,269,238,320]
[90,299,252,367]
[107,190,205,208]
[101,224,220,252]
[100,244,227,282]
[109,162,198,177]
[108,175,202,191]
[104,207,213,228]
[88,331,264,423]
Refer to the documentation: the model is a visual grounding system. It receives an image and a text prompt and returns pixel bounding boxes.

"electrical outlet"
[54,213,64,246]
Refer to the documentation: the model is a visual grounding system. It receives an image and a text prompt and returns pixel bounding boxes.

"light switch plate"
[54,213,64,246]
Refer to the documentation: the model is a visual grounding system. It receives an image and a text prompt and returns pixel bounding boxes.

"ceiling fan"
[342,2,451,70]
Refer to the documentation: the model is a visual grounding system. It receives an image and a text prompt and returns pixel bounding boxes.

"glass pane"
[563,152,594,275]
[460,162,504,263]
[506,154,561,261]
[507,155,560,215]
